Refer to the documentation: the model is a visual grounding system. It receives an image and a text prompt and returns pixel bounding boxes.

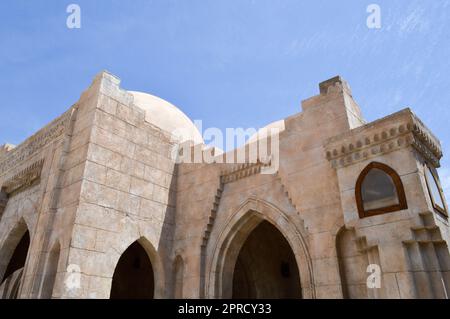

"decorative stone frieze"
[0,109,71,175]
[220,161,270,184]
[410,115,442,167]
[2,159,44,194]
[324,109,443,168]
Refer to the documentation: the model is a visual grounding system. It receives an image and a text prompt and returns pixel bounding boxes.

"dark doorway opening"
[110,241,154,299]
[1,230,30,285]
[232,221,301,298]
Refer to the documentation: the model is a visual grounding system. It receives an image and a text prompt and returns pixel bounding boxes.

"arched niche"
[206,198,314,298]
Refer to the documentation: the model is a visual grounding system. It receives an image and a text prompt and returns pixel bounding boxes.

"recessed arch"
[109,236,164,299]
[232,220,302,298]
[355,162,407,218]
[336,226,370,299]
[173,255,185,299]
[40,241,61,299]
[0,218,30,284]
[206,197,314,298]
[0,218,31,299]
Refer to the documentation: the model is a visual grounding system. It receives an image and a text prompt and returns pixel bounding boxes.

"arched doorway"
[206,199,314,299]
[232,221,301,298]
[110,241,154,299]
[0,230,30,299]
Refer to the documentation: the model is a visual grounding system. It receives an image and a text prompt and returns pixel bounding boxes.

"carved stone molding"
[324,109,443,169]
[410,115,442,167]
[2,159,45,195]
[201,181,224,248]
[0,109,71,175]
[220,161,270,184]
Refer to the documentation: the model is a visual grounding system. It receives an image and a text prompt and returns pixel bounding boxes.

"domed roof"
[129,91,204,145]
[247,119,285,143]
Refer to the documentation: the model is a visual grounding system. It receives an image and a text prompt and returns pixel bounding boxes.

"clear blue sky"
[0,0,449,197]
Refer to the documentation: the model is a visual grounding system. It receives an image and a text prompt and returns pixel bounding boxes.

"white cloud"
[397,4,430,36]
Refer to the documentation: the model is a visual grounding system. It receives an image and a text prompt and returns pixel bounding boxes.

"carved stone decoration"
[324,109,443,169]
[0,109,71,175]
[201,181,224,248]
[220,161,270,184]
[2,159,45,195]
[411,115,442,159]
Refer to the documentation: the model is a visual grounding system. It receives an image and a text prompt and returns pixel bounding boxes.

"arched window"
[424,165,447,217]
[355,162,407,218]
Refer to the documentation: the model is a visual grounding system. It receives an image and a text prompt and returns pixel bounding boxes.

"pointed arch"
[336,226,370,299]
[205,197,314,298]
[40,240,61,299]
[355,162,407,218]
[232,220,302,298]
[173,255,185,299]
[108,236,165,299]
[0,218,31,299]
[0,218,30,284]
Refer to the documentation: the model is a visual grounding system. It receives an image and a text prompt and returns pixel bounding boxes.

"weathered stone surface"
[0,72,448,300]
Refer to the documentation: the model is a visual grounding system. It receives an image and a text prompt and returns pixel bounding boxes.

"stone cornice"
[0,109,72,176]
[2,159,45,194]
[410,114,442,166]
[324,108,443,169]
[220,161,270,184]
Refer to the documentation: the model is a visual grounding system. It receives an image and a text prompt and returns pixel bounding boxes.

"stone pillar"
[405,242,434,298]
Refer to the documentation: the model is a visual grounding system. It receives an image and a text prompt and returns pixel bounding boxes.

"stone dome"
[247,119,285,143]
[129,91,204,145]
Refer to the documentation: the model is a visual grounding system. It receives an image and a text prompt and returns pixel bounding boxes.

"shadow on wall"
[232,221,302,299]
[110,241,155,299]
[0,229,30,299]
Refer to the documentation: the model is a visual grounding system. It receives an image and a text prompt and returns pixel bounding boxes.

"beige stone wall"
[0,184,40,283]
[327,108,450,298]
[0,72,448,299]
[0,104,77,298]
[57,72,178,298]
[0,71,178,299]
[172,76,370,299]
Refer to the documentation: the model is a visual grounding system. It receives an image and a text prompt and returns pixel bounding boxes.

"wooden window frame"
[355,162,408,218]
[424,165,448,218]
